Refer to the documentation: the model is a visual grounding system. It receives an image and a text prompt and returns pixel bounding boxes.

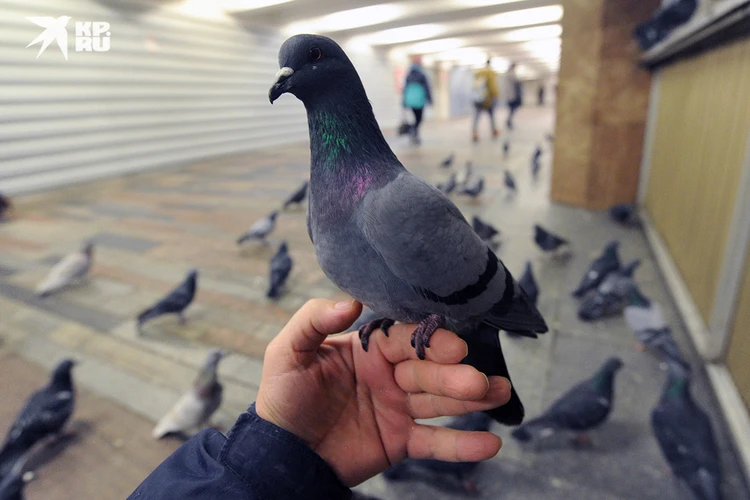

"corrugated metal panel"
[644,36,750,322]
[0,0,399,194]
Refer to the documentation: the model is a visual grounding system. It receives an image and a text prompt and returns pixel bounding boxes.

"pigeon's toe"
[410,314,445,360]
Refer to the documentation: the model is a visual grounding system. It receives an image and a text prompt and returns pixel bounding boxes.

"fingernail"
[334,300,353,310]
[463,341,469,359]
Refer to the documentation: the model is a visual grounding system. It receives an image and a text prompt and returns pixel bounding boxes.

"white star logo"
[26,16,71,60]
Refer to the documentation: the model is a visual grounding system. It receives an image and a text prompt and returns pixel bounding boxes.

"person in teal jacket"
[403,57,432,145]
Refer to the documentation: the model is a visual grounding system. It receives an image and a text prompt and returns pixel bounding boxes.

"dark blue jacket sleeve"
[129,404,352,500]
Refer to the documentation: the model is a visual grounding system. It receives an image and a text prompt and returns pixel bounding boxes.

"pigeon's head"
[51,359,76,385]
[620,259,641,277]
[269,210,279,221]
[278,240,288,253]
[186,269,199,284]
[602,357,623,373]
[269,34,360,105]
[604,240,620,256]
[82,241,94,256]
[204,348,228,367]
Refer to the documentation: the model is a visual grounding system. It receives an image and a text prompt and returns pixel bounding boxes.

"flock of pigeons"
[0,150,721,500]
[377,152,722,500]
[0,180,315,499]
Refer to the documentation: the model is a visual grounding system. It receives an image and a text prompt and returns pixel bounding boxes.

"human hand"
[255,299,511,486]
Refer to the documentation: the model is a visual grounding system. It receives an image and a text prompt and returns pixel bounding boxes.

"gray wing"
[358,172,507,320]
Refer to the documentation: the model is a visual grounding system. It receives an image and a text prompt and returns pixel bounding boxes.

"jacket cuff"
[219,404,352,500]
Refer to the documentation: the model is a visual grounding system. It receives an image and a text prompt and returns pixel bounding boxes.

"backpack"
[404,82,427,109]
[472,74,489,105]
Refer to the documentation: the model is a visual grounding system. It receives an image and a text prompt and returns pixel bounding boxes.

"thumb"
[274,298,362,367]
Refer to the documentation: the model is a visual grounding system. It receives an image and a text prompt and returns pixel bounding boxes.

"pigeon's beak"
[269,67,294,104]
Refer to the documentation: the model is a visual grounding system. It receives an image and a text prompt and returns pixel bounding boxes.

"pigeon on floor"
[0,451,30,500]
[153,349,227,439]
[383,413,493,495]
[609,204,638,225]
[572,241,621,298]
[652,362,722,500]
[578,259,640,321]
[0,360,76,479]
[0,193,11,220]
[512,357,623,445]
[236,210,278,245]
[137,270,198,328]
[269,35,547,426]
[436,172,457,195]
[471,216,500,245]
[531,145,542,179]
[267,241,293,300]
[283,180,309,210]
[460,176,484,199]
[518,262,539,307]
[503,139,510,158]
[456,161,472,188]
[624,287,688,367]
[504,170,516,193]
[534,225,569,254]
[439,153,455,168]
[35,242,94,297]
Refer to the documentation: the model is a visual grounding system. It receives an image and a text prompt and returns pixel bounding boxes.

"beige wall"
[727,252,750,410]
[551,0,658,208]
[645,37,750,323]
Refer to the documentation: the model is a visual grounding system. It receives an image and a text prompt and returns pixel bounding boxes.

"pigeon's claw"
[410,314,445,360]
[358,318,394,352]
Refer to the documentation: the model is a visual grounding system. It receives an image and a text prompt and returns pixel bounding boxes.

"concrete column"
[551,0,659,209]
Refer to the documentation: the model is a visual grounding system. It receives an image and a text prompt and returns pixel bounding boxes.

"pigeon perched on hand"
[512,357,623,444]
[518,262,539,307]
[504,170,516,193]
[578,259,640,321]
[435,172,457,195]
[35,242,94,297]
[624,288,688,367]
[609,204,638,225]
[652,362,722,500]
[439,153,454,168]
[459,176,484,199]
[283,180,309,210]
[383,413,493,495]
[456,161,472,188]
[153,349,227,439]
[236,211,278,245]
[137,270,197,328]
[0,193,11,221]
[267,241,293,300]
[572,241,620,298]
[471,216,500,244]
[269,34,547,426]
[533,224,569,254]
[0,360,76,478]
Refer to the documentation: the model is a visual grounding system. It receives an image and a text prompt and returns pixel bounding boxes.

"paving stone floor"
[0,105,748,499]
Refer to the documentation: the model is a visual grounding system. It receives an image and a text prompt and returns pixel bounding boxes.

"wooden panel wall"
[645,36,750,322]
[727,252,750,409]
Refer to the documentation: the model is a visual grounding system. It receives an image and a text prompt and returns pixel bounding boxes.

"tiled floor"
[1,105,748,499]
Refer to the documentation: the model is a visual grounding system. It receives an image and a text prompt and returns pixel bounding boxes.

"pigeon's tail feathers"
[382,463,410,481]
[485,283,548,337]
[266,285,281,300]
[236,233,250,245]
[137,306,159,326]
[0,441,28,478]
[462,324,524,425]
[510,415,554,442]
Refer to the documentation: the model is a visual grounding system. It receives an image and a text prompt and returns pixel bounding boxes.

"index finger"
[368,323,468,365]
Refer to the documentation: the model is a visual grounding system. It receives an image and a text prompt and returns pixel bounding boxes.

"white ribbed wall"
[0,0,400,194]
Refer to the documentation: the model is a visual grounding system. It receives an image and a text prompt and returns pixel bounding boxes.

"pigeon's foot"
[358,318,395,352]
[571,433,593,447]
[634,343,646,352]
[463,480,479,495]
[410,314,445,360]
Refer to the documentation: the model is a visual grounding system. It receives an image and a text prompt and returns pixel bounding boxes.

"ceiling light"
[408,38,465,54]
[456,0,525,6]
[490,56,510,72]
[486,5,563,29]
[220,0,294,12]
[351,24,445,46]
[284,4,403,34]
[501,24,562,42]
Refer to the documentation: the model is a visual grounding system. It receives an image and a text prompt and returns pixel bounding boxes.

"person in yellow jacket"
[471,60,500,142]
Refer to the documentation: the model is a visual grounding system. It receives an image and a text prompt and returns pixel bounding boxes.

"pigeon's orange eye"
[309,47,323,61]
